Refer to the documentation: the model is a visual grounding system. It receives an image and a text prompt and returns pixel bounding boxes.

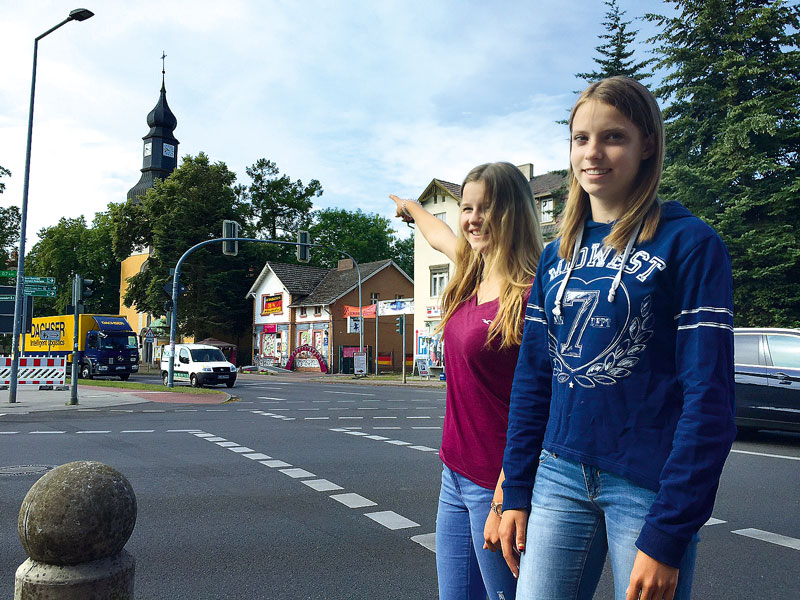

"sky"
[0,0,669,244]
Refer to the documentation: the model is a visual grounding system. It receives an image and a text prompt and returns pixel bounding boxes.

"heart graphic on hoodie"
[545,276,632,373]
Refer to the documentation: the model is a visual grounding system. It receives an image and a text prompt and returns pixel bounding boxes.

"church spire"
[126,54,180,202]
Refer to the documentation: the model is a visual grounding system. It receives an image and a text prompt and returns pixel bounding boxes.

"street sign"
[40,329,62,341]
[0,295,14,301]
[24,284,56,291]
[24,276,55,284]
[163,282,187,296]
[0,270,17,278]
[24,288,56,298]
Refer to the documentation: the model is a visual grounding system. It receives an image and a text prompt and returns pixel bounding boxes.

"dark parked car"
[734,328,800,433]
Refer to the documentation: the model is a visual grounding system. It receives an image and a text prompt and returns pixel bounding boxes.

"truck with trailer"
[22,315,140,380]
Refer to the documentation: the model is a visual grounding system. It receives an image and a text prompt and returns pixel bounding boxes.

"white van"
[160,343,237,388]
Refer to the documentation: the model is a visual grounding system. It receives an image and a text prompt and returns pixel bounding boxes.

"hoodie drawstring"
[552,226,584,317]
[553,220,643,316]
[608,220,643,303]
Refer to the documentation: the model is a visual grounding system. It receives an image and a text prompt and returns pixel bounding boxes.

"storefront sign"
[262,323,277,333]
[261,294,283,315]
[426,305,441,318]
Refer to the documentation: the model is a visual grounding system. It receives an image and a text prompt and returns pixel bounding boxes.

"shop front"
[256,323,289,367]
[294,322,330,371]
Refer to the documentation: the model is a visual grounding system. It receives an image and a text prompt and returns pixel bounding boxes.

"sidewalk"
[236,371,447,388]
[0,385,230,414]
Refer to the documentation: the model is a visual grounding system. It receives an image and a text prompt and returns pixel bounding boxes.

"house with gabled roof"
[246,258,413,373]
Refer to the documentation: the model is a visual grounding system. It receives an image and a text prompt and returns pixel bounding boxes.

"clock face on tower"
[144,142,152,157]
[163,143,175,158]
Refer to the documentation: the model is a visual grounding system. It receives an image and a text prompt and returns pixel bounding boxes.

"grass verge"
[69,378,225,395]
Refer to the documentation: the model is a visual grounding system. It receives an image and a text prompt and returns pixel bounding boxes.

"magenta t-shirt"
[439,293,524,489]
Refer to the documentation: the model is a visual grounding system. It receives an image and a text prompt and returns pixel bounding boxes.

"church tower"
[120,57,182,361]
[127,62,179,201]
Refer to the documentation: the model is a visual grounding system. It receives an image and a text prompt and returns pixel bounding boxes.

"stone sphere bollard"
[15,461,137,600]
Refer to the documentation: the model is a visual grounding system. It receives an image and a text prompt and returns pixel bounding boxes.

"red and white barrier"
[0,356,67,386]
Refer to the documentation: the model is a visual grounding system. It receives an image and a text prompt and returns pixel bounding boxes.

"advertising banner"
[343,304,376,318]
[377,299,414,316]
[261,294,283,315]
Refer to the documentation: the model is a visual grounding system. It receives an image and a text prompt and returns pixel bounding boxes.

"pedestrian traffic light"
[395,315,404,333]
[297,230,310,263]
[80,277,95,301]
[222,220,239,256]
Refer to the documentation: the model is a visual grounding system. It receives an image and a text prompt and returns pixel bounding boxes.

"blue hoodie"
[502,201,736,568]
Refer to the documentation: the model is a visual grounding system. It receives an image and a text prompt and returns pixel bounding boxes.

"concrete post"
[15,461,137,599]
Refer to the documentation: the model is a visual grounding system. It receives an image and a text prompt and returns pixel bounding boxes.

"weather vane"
[161,51,166,74]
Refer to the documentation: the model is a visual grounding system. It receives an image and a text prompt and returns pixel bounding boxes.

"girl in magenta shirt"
[390,161,544,600]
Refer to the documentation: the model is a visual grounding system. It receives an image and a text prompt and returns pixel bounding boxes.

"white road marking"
[77,430,111,434]
[374,427,402,430]
[204,437,227,442]
[194,433,215,437]
[242,453,272,460]
[357,407,379,410]
[110,409,134,412]
[260,459,292,468]
[705,518,726,526]
[171,429,204,433]
[206,409,228,412]
[258,397,286,401]
[176,409,198,412]
[364,511,419,530]
[339,416,363,420]
[364,435,389,440]
[730,449,800,462]
[142,410,165,413]
[732,528,800,550]
[304,417,330,420]
[411,533,436,552]
[329,428,349,432]
[228,447,255,453]
[280,468,316,479]
[30,431,65,434]
[412,427,441,430]
[216,441,240,447]
[336,400,356,403]
[312,400,331,403]
[0,431,19,434]
[330,493,377,508]
[407,416,431,419]
[345,431,369,436]
[325,391,375,397]
[302,479,343,492]
[121,430,155,433]
[409,445,438,452]
[374,416,397,419]
[385,440,411,446]
[298,408,320,411]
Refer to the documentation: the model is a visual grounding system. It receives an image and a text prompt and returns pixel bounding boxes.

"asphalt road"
[1,375,798,599]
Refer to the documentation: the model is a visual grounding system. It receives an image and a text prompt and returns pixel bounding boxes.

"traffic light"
[164,298,174,314]
[222,220,239,256]
[297,230,310,263]
[80,277,95,302]
[395,315,404,333]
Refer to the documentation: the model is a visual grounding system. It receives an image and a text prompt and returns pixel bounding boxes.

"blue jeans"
[517,450,699,600]
[437,465,517,600]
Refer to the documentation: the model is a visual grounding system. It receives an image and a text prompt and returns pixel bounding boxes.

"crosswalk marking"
[364,511,419,530]
[411,533,436,552]
[280,468,316,479]
[302,479,343,492]
[330,493,377,508]
[732,528,800,550]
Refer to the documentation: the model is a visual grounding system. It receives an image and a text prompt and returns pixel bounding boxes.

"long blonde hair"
[559,76,665,259]
[436,162,544,349]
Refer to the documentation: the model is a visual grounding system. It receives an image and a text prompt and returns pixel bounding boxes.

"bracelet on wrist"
[491,501,503,517]
[401,198,421,216]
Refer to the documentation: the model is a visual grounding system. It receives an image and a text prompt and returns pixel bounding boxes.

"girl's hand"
[498,509,528,578]
[483,510,501,551]
[625,550,679,600]
[389,194,414,223]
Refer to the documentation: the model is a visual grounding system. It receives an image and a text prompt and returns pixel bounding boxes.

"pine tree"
[577,0,654,83]
[647,0,800,327]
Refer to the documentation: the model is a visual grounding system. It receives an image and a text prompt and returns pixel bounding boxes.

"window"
[766,334,800,369]
[395,294,402,300]
[370,292,380,304]
[541,198,554,223]
[433,212,446,224]
[430,266,449,297]
[314,306,322,316]
[734,334,761,365]
[299,307,307,317]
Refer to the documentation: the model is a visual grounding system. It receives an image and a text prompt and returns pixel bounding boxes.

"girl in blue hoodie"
[498,77,736,600]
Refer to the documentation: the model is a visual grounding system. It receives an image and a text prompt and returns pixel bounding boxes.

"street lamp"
[8,8,94,404]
